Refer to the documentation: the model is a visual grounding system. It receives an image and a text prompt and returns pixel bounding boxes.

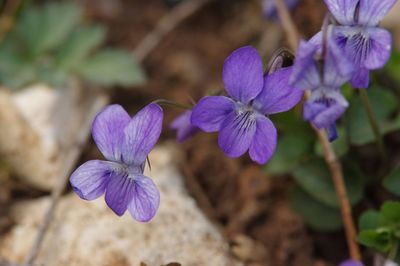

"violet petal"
[105,172,136,216]
[217,110,257,158]
[128,174,160,222]
[253,67,303,114]
[323,0,359,25]
[359,0,397,26]
[289,40,321,90]
[191,96,235,132]
[222,46,264,104]
[92,104,131,162]
[364,27,392,69]
[249,116,277,164]
[121,103,163,166]
[70,160,114,201]
[350,67,370,88]
[170,110,199,142]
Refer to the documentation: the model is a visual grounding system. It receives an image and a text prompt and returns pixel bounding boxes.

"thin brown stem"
[132,0,213,63]
[273,0,361,261]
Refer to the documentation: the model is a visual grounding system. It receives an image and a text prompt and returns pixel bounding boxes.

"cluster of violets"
[70,0,396,236]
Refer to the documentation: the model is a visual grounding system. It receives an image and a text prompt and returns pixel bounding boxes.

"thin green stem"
[358,89,386,159]
[152,99,192,110]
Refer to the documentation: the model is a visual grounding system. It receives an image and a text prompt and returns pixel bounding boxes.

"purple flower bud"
[70,103,163,222]
[170,110,200,142]
[339,259,365,266]
[191,46,303,164]
[324,0,395,88]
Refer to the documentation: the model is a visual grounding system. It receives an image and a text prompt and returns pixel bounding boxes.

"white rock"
[0,145,241,266]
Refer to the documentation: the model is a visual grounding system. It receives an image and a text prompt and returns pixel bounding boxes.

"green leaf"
[358,228,393,253]
[314,127,349,157]
[386,50,400,84]
[16,2,82,55]
[359,210,384,231]
[381,201,400,224]
[56,25,106,69]
[289,186,342,231]
[346,87,400,145]
[383,167,400,196]
[265,131,313,174]
[76,49,146,87]
[292,158,364,208]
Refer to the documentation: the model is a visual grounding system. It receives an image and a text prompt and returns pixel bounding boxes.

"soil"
[0,0,347,265]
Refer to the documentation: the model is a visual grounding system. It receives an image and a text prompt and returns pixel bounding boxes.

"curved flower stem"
[273,0,361,261]
[153,99,192,110]
[358,89,386,160]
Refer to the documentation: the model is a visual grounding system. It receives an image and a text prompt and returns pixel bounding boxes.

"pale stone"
[0,145,241,266]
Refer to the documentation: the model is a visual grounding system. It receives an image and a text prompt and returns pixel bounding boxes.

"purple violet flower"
[262,0,300,19]
[170,110,200,142]
[339,259,365,266]
[324,0,396,88]
[69,103,163,222]
[191,46,303,164]
[289,30,354,141]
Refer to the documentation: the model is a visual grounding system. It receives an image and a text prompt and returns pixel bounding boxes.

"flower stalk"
[273,0,361,261]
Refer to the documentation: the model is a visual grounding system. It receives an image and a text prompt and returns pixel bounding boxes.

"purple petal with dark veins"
[359,0,397,26]
[70,160,115,201]
[249,116,277,164]
[121,103,163,166]
[92,104,131,162]
[323,0,359,25]
[252,67,303,115]
[170,110,200,142]
[222,46,264,104]
[128,174,160,222]
[191,96,235,132]
[303,98,347,129]
[217,109,257,158]
[105,171,136,216]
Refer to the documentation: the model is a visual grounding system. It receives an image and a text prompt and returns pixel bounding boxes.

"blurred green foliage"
[358,202,400,261]
[0,2,146,89]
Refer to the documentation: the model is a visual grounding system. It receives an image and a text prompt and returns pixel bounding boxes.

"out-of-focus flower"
[191,46,303,164]
[262,0,300,19]
[170,110,200,142]
[338,259,365,266]
[290,29,354,141]
[70,103,163,222]
[324,0,396,88]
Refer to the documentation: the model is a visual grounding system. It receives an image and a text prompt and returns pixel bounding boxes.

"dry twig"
[273,0,361,261]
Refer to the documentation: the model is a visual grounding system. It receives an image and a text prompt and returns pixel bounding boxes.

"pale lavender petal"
[249,116,277,164]
[191,96,235,132]
[289,40,321,90]
[252,67,303,115]
[121,103,163,166]
[128,174,160,222]
[359,0,397,26]
[92,104,130,162]
[262,0,300,19]
[339,259,365,266]
[222,46,264,104]
[304,99,347,129]
[70,160,115,200]
[323,0,358,25]
[364,28,392,69]
[217,110,257,158]
[324,32,355,87]
[170,110,199,142]
[350,67,370,88]
[105,172,135,216]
